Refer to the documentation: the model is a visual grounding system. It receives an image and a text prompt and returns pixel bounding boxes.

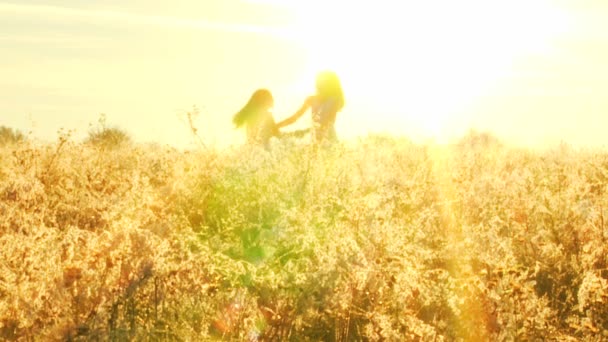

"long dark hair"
[233,89,274,128]
[316,71,344,111]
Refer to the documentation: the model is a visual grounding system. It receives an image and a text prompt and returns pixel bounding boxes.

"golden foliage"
[0,133,607,340]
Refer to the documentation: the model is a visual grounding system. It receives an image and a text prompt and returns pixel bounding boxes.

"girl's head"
[233,88,274,128]
[315,71,344,111]
[248,88,274,109]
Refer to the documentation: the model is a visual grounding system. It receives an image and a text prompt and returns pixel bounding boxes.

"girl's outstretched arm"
[276,97,313,128]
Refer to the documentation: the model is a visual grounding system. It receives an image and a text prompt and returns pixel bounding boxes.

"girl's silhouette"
[276,71,344,144]
[233,89,279,149]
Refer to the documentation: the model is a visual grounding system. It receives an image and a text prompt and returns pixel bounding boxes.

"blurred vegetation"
[85,114,131,148]
[0,131,607,340]
[0,126,25,146]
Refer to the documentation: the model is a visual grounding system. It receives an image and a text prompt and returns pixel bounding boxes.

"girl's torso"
[310,96,338,142]
[246,110,276,146]
[310,96,337,124]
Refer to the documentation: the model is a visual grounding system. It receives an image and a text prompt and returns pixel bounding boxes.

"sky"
[2,0,608,149]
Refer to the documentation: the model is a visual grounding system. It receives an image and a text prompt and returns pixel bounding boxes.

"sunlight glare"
[248,0,572,141]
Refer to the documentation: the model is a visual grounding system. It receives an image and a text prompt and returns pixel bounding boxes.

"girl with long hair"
[276,71,344,143]
[233,88,279,148]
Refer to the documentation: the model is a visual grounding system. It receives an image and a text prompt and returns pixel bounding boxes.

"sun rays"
[247,0,572,142]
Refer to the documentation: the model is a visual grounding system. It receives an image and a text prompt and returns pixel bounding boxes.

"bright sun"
[251,0,571,140]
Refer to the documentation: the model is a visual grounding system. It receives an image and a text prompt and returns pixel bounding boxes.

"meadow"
[0,126,607,341]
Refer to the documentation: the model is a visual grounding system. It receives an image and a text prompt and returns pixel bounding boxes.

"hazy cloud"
[0,2,286,35]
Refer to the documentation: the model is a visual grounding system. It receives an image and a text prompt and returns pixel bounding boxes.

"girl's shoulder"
[305,95,317,106]
[312,95,338,110]
[262,109,275,122]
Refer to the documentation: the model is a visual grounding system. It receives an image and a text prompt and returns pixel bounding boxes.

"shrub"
[86,126,131,148]
[0,126,25,145]
[86,115,131,148]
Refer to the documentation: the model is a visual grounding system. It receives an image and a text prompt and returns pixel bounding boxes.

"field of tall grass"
[0,128,607,341]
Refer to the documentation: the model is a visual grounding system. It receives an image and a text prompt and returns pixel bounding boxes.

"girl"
[233,88,279,149]
[276,71,344,143]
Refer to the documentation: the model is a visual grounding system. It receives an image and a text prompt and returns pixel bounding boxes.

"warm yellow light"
[247,0,572,141]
